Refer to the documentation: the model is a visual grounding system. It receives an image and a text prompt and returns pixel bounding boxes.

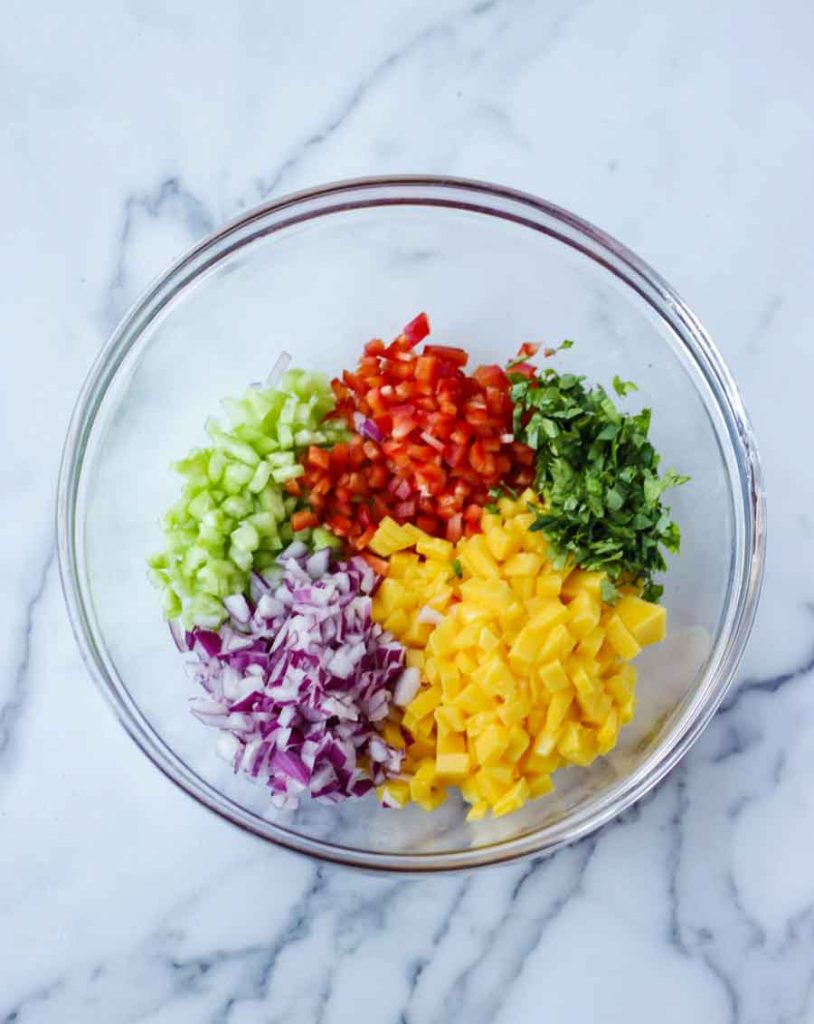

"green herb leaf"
[600,578,621,605]
[510,349,688,600]
[451,558,463,578]
[612,375,639,397]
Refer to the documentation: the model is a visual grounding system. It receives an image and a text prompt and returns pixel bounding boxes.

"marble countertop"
[3,1,813,1021]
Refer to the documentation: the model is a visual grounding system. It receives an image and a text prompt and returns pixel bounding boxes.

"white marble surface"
[2,1,813,1020]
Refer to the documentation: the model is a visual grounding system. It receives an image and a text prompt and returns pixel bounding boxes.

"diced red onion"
[393,667,421,707]
[352,411,383,443]
[223,594,251,625]
[418,605,444,626]
[182,546,405,807]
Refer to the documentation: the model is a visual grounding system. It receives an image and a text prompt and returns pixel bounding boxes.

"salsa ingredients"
[508,358,688,601]
[149,370,347,628]
[183,543,407,808]
[372,495,666,818]
[304,314,534,548]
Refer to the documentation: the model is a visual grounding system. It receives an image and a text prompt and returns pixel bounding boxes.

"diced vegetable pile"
[150,315,687,818]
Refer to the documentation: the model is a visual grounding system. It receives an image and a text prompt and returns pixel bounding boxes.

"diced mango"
[369,497,664,820]
[405,649,425,670]
[497,693,530,727]
[474,722,510,765]
[437,736,470,780]
[538,659,570,693]
[476,764,515,803]
[606,614,642,659]
[460,578,513,610]
[545,689,574,733]
[596,707,619,754]
[478,625,500,653]
[415,535,454,562]
[536,573,563,598]
[562,569,604,601]
[557,722,598,766]
[454,683,493,715]
[493,778,530,817]
[382,721,406,749]
[466,801,489,822]
[510,576,536,601]
[577,626,605,661]
[435,704,467,733]
[377,780,410,806]
[503,552,544,577]
[537,623,571,662]
[383,607,410,636]
[505,725,531,762]
[485,525,519,562]
[408,685,441,720]
[616,595,667,647]
[528,599,569,633]
[527,773,555,799]
[567,590,601,639]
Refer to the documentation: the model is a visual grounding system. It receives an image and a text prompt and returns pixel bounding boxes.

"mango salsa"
[371,495,667,818]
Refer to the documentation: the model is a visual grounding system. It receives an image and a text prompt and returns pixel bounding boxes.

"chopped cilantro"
[600,578,621,605]
[451,558,463,578]
[612,375,638,397]
[510,352,688,599]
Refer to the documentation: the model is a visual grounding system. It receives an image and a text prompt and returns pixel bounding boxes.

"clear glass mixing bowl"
[57,177,765,871]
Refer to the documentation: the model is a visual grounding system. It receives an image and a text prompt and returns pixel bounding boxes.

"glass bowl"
[57,176,765,871]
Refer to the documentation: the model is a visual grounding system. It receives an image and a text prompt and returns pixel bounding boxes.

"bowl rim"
[57,174,766,872]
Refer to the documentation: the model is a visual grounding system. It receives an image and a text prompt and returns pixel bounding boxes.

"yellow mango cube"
[455,650,479,676]
[478,625,500,653]
[562,569,604,601]
[528,599,569,633]
[405,649,425,670]
[383,607,410,637]
[466,801,489,822]
[497,694,530,727]
[382,721,406,749]
[459,578,513,611]
[508,625,543,668]
[505,725,531,762]
[577,689,613,726]
[435,704,467,733]
[537,623,571,662]
[377,780,410,806]
[539,659,571,693]
[476,765,515,804]
[478,654,516,696]
[493,778,530,817]
[402,619,434,648]
[536,573,563,598]
[557,722,598,766]
[616,595,667,647]
[459,535,500,579]
[436,733,470,780]
[527,773,555,799]
[567,590,601,639]
[596,707,620,754]
[408,685,441,720]
[576,626,606,661]
[474,722,510,765]
[510,576,536,601]
[503,552,544,577]
[545,689,574,733]
[523,751,562,776]
[485,525,520,562]
[416,535,454,562]
[606,614,642,659]
[454,683,493,716]
[465,710,496,738]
